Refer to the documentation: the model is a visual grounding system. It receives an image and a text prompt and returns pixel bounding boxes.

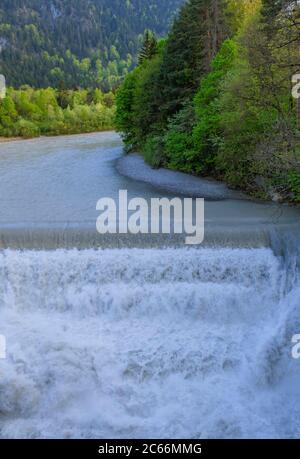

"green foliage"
[0,86,115,138]
[116,0,232,165]
[216,56,277,186]
[132,52,166,144]
[165,131,198,173]
[154,0,230,125]
[115,41,166,150]
[143,135,166,168]
[138,31,158,65]
[15,119,40,138]
[288,171,300,202]
[116,0,300,202]
[215,7,298,193]
[0,95,18,135]
[115,67,141,149]
[226,0,262,34]
[192,39,238,174]
[0,0,183,90]
[164,103,199,173]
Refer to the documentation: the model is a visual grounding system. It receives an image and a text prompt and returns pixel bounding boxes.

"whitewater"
[0,133,300,439]
[0,245,299,439]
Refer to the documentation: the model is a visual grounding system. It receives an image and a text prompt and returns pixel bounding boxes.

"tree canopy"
[116,0,300,202]
[0,0,184,90]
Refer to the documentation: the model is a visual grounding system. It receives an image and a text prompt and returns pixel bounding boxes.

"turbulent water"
[0,133,300,439]
[0,245,300,439]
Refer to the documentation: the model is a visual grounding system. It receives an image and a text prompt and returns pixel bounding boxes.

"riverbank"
[117,153,250,201]
[1,131,300,439]
[1,131,300,250]
[1,130,298,206]
[0,137,22,143]
[117,152,300,206]
[0,129,115,144]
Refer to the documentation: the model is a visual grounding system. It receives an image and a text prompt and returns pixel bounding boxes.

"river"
[0,132,300,438]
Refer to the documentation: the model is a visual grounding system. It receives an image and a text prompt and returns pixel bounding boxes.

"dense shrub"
[143,135,166,168]
[288,172,300,202]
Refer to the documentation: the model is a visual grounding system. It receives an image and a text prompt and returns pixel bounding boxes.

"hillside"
[116,0,300,202]
[0,0,183,89]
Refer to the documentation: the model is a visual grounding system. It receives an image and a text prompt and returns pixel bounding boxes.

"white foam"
[0,247,299,439]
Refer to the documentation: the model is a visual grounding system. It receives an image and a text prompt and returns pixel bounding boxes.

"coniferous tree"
[116,0,232,152]
[0,0,183,89]
[116,0,300,201]
[154,0,230,125]
[138,31,158,65]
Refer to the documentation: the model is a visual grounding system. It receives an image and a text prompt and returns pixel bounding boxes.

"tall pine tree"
[138,31,158,65]
[154,0,230,125]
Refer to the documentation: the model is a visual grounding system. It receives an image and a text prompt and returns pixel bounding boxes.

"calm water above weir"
[0,131,299,248]
[1,132,300,439]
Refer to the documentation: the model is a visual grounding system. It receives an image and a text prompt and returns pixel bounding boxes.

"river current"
[0,132,300,438]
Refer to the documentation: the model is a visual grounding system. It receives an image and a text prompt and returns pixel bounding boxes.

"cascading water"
[1,133,300,439]
[0,243,299,439]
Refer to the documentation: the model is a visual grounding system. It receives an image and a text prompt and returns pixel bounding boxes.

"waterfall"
[1,132,300,438]
[0,242,299,439]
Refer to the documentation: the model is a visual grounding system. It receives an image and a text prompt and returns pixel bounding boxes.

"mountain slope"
[0,0,184,89]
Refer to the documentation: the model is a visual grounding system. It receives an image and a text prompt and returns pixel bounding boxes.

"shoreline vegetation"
[116,0,300,204]
[1,2,299,206]
[0,86,115,139]
[0,1,182,90]
[0,129,116,144]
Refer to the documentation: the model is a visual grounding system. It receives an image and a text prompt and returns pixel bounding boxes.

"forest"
[116,0,300,202]
[0,86,115,137]
[0,0,183,90]
[0,0,299,202]
[0,1,183,138]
